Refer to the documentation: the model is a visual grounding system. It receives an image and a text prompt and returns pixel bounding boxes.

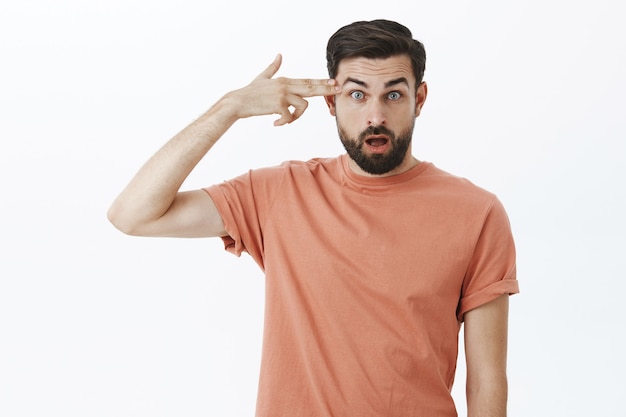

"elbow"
[106,204,142,236]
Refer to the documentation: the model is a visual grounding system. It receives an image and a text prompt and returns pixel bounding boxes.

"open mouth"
[365,137,389,147]
[363,136,391,155]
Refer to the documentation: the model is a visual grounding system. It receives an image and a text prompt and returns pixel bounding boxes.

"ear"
[324,94,337,116]
[415,82,428,117]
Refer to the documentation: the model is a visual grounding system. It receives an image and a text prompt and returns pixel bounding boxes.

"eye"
[350,91,365,100]
[388,91,402,100]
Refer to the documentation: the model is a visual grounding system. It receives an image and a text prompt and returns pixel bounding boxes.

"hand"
[226,54,341,126]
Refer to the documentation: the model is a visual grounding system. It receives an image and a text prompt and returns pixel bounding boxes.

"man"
[108,19,519,417]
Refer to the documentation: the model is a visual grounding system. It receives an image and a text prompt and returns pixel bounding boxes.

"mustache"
[358,125,395,142]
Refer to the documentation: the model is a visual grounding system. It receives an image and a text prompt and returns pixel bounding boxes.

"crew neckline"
[340,154,432,188]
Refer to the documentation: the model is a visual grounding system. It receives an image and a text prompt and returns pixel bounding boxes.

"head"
[326,19,426,87]
[325,20,427,176]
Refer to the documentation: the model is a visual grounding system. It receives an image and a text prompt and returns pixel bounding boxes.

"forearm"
[107,97,238,234]
[466,374,508,417]
[464,294,510,417]
[108,54,339,237]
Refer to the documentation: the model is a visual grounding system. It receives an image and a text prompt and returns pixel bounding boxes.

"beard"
[338,121,415,175]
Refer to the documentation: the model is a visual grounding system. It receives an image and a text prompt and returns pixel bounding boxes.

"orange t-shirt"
[204,155,518,417]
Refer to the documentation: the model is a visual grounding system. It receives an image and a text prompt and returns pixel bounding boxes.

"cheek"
[335,114,363,140]
[335,101,363,123]
[335,110,361,135]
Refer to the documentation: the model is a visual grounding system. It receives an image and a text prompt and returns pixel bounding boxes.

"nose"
[367,99,386,126]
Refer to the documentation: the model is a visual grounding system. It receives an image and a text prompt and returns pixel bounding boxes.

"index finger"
[287,78,342,97]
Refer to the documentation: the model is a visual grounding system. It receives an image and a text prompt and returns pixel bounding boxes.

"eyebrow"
[385,77,410,88]
[344,77,410,89]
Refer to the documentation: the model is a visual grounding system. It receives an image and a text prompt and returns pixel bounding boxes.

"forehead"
[335,55,415,87]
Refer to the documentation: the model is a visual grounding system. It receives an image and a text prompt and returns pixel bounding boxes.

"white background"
[1,0,624,416]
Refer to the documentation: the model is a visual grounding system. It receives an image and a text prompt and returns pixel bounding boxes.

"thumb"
[254,54,282,80]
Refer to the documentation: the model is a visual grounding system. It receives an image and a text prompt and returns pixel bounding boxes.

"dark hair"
[326,19,426,86]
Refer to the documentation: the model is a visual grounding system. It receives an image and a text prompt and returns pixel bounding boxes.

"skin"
[324,55,427,177]
[107,54,337,238]
[464,294,510,417]
[107,53,510,416]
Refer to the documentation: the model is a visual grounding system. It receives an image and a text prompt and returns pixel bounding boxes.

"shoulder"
[419,163,498,206]
[250,156,342,181]
[281,156,341,173]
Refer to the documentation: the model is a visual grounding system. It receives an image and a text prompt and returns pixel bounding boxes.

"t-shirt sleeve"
[457,196,519,321]
[203,168,277,269]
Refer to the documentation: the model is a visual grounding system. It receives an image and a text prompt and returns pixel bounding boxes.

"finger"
[289,95,309,122]
[287,78,342,98]
[273,94,309,126]
[274,109,294,126]
[254,54,282,81]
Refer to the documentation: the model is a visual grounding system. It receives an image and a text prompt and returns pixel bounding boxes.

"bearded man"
[108,19,519,417]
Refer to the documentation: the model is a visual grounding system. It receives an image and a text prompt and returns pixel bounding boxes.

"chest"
[263,184,481,305]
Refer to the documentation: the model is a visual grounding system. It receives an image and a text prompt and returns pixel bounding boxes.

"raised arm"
[107,54,340,238]
[464,294,510,417]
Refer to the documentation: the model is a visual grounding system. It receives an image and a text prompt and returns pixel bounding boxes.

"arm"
[107,54,340,238]
[464,293,510,417]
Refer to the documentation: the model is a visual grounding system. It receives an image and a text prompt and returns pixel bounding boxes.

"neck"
[348,154,421,178]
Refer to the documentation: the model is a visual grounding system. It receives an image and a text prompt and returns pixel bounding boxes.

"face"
[325,55,427,176]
